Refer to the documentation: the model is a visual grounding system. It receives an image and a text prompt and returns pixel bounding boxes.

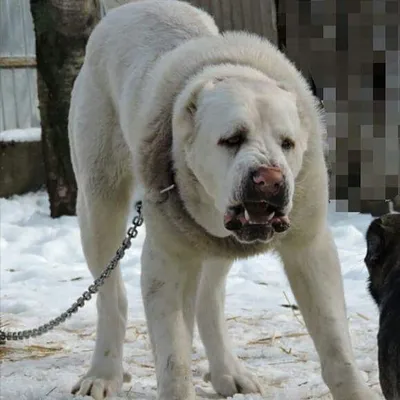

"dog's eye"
[218,130,247,148]
[281,137,295,151]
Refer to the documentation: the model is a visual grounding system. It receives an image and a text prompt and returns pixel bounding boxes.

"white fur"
[68,1,380,399]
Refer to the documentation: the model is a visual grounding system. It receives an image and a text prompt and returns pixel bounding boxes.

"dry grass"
[0,314,65,361]
[248,331,309,345]
[0,344,64,362]
[356,312,370,321]
[283,291,305,327]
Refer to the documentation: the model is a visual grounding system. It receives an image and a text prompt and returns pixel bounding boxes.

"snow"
[0,128,41,143]
[0,191,384,399]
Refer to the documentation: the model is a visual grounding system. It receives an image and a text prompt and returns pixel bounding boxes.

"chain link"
[0,201,143,345]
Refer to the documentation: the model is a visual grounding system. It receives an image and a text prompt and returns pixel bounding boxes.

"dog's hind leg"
[197,258,262,397]
[71,176,133,399]
[69,79,134,398]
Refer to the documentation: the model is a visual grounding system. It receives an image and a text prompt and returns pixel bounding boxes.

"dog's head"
[172,65,309,243]
[365,213,400,305]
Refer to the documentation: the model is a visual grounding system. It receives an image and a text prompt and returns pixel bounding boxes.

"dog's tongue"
[224,205,291,232]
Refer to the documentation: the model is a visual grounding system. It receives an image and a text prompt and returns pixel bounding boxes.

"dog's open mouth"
[224,201,290,234]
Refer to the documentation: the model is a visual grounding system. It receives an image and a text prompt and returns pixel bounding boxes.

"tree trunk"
[30,0,101,217]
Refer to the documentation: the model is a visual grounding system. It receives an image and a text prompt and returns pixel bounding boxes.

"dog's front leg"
[278,225,380,400]
[197,258,262,396]
[141,236,201,400]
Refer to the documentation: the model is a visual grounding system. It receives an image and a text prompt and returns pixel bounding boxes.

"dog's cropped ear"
[380,213,400,234]
[172,77,221,143]
[364,218,394,270]
[365,219,386,268]
[180,77,221,117]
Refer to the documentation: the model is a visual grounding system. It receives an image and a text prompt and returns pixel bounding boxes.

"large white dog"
[68,1,379,399]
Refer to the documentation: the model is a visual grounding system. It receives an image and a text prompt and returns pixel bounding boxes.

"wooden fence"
[0,0,39,131]
[186,0,277,42]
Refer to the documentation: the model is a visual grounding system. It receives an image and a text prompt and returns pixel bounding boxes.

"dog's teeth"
[244,208,250,221]
[267,211,275,221]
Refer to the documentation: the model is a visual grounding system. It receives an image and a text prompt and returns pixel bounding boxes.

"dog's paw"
[157,384,196,400]
[340,386,382,400]
[71,370,131,399]
[204,362,262,397]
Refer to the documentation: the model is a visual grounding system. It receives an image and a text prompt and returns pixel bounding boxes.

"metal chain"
[0,201,144,345]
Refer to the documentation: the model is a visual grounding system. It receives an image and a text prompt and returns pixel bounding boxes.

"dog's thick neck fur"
[138,32,325,259]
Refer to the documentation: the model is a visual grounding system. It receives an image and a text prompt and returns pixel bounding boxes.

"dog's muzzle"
[224,165,291,243]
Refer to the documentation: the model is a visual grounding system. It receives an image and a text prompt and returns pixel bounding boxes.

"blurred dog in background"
[365,213,400,399]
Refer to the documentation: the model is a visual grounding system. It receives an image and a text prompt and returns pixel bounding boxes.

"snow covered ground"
[0,191,384,399]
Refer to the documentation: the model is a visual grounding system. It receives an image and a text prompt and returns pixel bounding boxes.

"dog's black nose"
[248,165,287,208]
[251,165,284,196]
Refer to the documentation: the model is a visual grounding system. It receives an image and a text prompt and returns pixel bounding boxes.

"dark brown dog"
[365,213,400,400]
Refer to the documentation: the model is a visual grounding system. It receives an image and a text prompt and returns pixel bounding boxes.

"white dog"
[68,1,379,399]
